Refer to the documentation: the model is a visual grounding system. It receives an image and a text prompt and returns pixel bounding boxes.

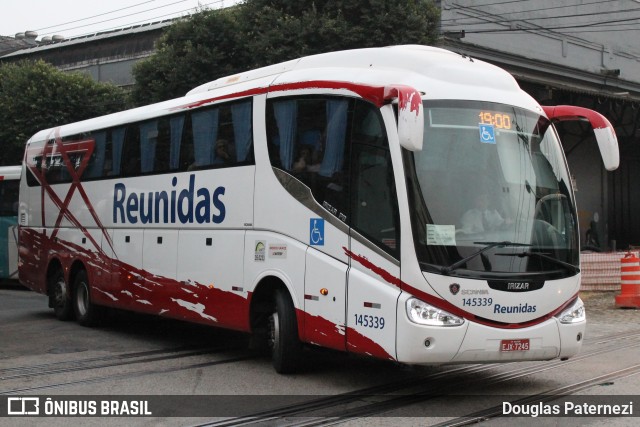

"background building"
[438,0,640,251]
[0,21,172,88]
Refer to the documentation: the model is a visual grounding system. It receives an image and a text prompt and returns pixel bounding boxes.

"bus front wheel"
[268,289,301,374]
[73,269,102,327]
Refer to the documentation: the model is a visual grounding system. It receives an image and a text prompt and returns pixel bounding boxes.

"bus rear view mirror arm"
[542,105,620,171]
[384,85,424,151]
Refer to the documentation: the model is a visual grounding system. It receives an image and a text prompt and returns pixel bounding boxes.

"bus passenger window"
[267,97,350,222]
[168,115,185,171]
[231,100,253,164]
[191,108,219,169]
[0,180,19,216]
[108,127,125,177]
[140,120,158,174]
[121,125,141,176]
[85,131,106,179]
[153,118,172,173]
[184,100,253,171]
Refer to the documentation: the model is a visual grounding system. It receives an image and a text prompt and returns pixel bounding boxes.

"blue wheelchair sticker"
[479,124,496,144]
[310,218,324,246]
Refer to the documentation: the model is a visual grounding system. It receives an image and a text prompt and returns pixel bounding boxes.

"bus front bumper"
[396,295,585,364]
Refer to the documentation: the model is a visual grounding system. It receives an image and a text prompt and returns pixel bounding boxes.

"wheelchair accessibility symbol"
[310,218,324,246]
[479,124,496,144]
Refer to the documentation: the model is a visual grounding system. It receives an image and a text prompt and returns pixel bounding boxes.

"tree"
[0,60,128,166]
[132,0,440,104]
[132,8,247,105]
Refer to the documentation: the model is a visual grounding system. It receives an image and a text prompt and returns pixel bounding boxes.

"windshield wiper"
[496,251,580,274]
[440,241,531,275]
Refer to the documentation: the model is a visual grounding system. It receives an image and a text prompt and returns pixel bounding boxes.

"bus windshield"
[404,100,579,278]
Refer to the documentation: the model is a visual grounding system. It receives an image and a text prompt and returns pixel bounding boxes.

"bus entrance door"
[304,245,347,351]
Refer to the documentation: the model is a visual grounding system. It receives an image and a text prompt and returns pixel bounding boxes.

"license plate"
[500,339,530,352]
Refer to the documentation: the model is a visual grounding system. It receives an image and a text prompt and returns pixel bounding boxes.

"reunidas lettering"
[493,303,537,314]
[113,174,226,224]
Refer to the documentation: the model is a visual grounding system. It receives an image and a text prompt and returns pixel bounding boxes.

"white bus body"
[0,165,21,280]
[18,46,619,372]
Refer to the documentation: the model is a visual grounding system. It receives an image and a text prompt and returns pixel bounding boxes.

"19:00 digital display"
[479,111,512,129]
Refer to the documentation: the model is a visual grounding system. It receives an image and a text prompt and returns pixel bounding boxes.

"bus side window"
[179,114,195,171]
[186,99,254,171]
[153,118,172,173]
[122,124,141,176]
[231,100,253,164]
[168,115,185,171]
[0,180,19,216]
[267,97,350,222]
[109,127,125,177]
[45,154,68,184]
[85,131,107,179]
[140,120,158,174]
[191,108,219,170]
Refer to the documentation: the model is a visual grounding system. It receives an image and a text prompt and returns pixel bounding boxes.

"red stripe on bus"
[343,246,577,330]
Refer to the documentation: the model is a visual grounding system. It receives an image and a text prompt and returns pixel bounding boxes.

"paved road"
[1,283,639,426]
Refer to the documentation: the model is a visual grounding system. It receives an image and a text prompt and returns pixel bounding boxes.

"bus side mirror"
[542,105,620,171]
[384,85,424,151]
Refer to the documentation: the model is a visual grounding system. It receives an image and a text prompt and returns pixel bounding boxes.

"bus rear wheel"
[73,270,102,327]
[268,289,302,374]
[50,269,73,321]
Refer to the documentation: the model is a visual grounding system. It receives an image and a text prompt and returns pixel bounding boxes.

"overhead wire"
[64,0,226,39]
[34,0,159,32]
[440,0,640,36]
[456,14,640,34]
[0,0,226,50]
[0,0,186,47]
[441,1,637,26]
[38,0,192,37]
[440,0,613,23]
[1,0,228,39]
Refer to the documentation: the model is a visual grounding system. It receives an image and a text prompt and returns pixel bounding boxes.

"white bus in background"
[18,45,619,373]
[0,165,21,281]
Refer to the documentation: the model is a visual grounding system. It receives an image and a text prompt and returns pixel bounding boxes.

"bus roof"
[27,45,541,143]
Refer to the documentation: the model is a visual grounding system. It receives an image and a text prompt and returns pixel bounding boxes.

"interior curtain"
[320,99,348,177]
[192,109,219,167]
[231,101,252,162]
[169,115,185,170]
[273,100,297,171]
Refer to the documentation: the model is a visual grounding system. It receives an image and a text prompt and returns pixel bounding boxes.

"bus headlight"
[557,298,586,324]
[406,297,464,327]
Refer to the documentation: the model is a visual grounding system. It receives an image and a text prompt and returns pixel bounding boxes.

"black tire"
[50,269,73,321]
[269,289,302,374]
[73,269,103,327]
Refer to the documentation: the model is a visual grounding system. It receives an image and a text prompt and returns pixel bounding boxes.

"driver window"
[350,104,399,257]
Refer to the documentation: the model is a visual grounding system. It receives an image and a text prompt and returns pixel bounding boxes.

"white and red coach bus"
[18,45,619,373]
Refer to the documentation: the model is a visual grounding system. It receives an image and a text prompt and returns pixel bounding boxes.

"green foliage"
[0,60,128,166]
[132,0,440,104]
[133,9,247,105]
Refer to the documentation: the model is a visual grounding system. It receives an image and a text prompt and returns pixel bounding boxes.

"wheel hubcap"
[268,311,280,350]
[54,279,67,307]
[76,282,88,316]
